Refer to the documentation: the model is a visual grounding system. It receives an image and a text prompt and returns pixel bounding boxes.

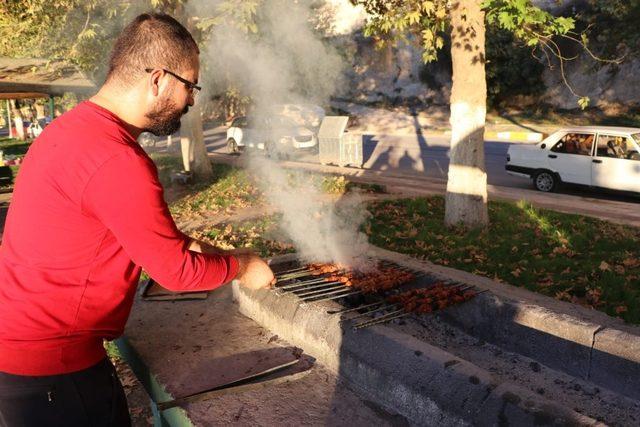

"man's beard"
[144,97,189,136]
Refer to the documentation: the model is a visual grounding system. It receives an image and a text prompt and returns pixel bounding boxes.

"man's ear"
[149,70,162,97]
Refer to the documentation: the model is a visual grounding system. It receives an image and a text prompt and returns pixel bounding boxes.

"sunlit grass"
[366,196,640,324]
[190,214,295,258]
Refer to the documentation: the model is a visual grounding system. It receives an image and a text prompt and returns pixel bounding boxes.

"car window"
[231,117,248,128]
[247,117,266,129]
[597,134,640,160]
[551,133,594,156]
[272,116,296,128]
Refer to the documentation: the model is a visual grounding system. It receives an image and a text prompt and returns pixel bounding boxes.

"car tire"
[533,170,557,192]
[226,138,239,154]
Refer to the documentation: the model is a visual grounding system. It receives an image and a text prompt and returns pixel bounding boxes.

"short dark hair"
[106,13,199,86]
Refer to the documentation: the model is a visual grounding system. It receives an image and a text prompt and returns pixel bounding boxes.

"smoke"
[311,0,367,37]
[250,156,373,270]
[190,0,346,114]
[188,0,373,267]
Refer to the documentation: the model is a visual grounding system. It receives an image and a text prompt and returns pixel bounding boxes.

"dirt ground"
[111,356,155,426]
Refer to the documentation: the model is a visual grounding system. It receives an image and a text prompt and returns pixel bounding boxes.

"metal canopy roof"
[0,57,96,98]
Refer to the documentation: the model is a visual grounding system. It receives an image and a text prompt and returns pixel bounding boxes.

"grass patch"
[190,215,295,258]
[365,196,640,324]
[149,153,184,188]
[0,137,31,157]
[320,175,385,195]
[0,137,29,190]
[153,154,382,222]
[168,163,263,221]
[104,340,121,360]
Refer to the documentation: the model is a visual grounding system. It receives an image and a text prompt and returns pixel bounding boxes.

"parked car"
[506,126,640,194]
[225,115,318,157]
[271,103,325,129]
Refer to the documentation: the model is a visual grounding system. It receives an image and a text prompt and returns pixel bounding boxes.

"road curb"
[484,131,546,143]
[232,252,610,425]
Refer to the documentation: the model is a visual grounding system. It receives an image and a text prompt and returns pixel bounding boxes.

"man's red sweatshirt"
[0,101,238,376]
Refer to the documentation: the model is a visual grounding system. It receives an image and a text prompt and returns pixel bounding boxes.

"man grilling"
[0,13,274,426]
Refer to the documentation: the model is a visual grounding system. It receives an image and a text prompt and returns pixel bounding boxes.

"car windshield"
[273,116,297,128]
[632,133,640,145]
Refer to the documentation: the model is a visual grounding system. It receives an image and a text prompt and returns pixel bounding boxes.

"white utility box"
[318,116,363,167]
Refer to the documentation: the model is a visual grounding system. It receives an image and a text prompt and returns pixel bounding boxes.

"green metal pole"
[49,95,55,121]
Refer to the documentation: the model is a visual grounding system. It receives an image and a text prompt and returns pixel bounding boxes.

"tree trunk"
[180,105,213,179]
[444,0,488,228]
[170,7,214,182]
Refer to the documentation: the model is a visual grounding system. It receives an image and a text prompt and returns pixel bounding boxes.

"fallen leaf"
[553,246,569,255]
[615,305,628,314]
[614,265,626,275]
[599,261,611,272]
[622,257,640,269]
[586,287,603,307]
[555,290,572,301]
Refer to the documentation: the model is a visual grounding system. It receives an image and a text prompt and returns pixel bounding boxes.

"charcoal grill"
[271,259,485,330]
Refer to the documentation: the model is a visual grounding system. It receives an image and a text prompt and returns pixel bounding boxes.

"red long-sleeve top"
[0,101,238,376]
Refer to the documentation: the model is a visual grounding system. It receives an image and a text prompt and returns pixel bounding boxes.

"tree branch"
[558,34,625,64]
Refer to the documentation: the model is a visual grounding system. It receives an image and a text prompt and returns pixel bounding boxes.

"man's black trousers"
[0,357,131,426]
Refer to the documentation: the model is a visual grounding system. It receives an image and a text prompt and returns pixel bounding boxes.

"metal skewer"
[354,310,409,330]
[298,286,356,301]
[327,300,386,315]
[276,271,317,282]
[277,278,335,291]
[294,284,350,298]
[276,265,309,275]
[288,282,344,295]
[353,308,405,328]
[301,289,362,304]
[276,268,347,282]
[341,303,400,323]
[276,282,341,297]
[354,288,489,330]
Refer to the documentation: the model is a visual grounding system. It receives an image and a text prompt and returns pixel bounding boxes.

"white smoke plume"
[188,0,373,268]
[189,0,346,113]
[250,155,373,270]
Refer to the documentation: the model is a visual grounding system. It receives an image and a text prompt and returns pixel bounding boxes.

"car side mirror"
[540,143,546,149]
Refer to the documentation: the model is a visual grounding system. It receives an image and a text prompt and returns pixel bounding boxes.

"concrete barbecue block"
[231,250,640,425]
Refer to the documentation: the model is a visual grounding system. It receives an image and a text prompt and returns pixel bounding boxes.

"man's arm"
[187,239,275,290]
[81,152,247,292]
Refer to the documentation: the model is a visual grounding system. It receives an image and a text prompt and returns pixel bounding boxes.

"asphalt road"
[174,126,639,206]
[203,127,526,188]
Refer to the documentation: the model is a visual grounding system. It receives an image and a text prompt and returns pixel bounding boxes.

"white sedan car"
[225,115,317,157]
[506,126,640,194]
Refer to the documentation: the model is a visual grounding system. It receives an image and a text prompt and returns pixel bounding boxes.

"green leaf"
[406,11,421,25]
[578,96,590,110]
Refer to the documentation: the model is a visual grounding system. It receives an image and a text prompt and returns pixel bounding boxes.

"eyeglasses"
[145,68,201,96]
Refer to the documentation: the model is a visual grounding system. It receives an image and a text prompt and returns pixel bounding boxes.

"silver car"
[226,115,317,157]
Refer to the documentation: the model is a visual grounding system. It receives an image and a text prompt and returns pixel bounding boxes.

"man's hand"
[234,253,275,290]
